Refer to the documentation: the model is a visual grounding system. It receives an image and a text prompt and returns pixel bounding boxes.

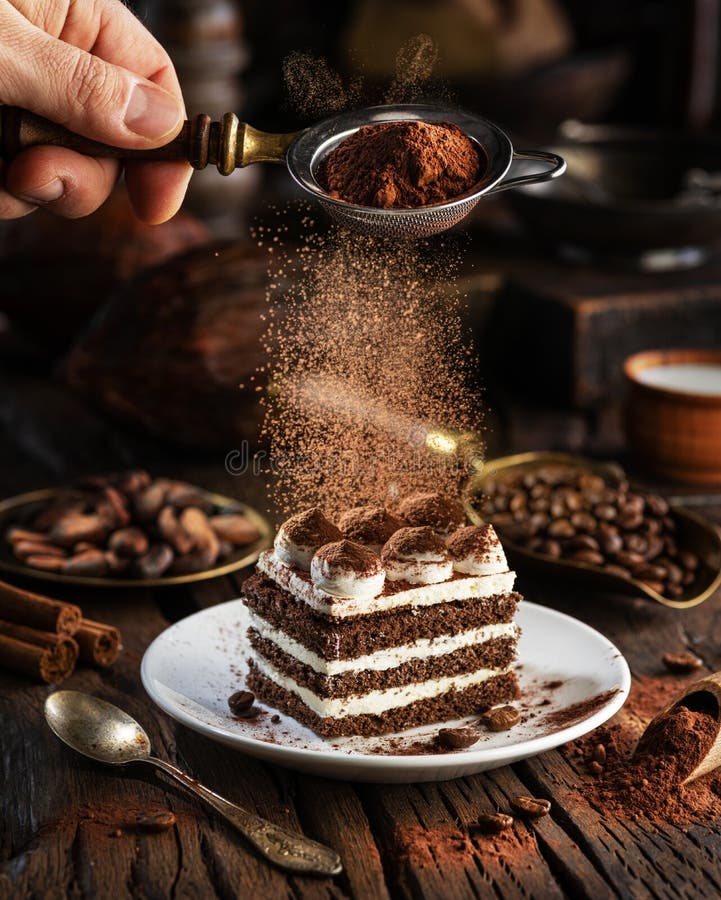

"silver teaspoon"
[44,690,342,877]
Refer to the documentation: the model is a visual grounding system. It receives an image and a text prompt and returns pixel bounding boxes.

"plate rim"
[0,487,273,588]
[141,598,631,769]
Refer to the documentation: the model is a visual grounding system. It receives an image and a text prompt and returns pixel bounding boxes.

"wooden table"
[1,373,720,900]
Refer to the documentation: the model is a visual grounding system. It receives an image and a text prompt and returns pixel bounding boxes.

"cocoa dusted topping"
[318,120,483,209]
[310,540,386,599]
[274,507,343,570]
[447,524,507,575]
[382,525,448,561]
[312,540,384,577]
[338,506,404,548]
[381,526,453,585]
[396,492,466,534]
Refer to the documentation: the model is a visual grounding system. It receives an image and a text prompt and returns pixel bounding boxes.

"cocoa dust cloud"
[319,121,483,209]
[257,220,482,517]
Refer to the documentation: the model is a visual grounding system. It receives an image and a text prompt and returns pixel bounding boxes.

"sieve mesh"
[286,104,565,240]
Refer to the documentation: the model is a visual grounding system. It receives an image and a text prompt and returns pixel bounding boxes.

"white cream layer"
[257,550,516,618]
[253,654,511,718]
[248,609,519,675]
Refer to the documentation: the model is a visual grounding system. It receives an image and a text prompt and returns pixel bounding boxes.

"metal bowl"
[463,451,721,609]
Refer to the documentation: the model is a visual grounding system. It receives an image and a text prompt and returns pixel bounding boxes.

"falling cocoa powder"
[318,121,483,208]
[258,221,483,517]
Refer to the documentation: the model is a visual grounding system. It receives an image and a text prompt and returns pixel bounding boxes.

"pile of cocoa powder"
[573,675,721,825]
[318,120,482,209]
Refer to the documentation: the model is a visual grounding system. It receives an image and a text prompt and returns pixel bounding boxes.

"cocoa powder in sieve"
[318,121,483,209]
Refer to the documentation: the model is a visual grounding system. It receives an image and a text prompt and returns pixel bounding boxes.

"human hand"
[0,0,191,223]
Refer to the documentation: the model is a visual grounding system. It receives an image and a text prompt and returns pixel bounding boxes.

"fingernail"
[20,178,64,204]
[125,83,182,140]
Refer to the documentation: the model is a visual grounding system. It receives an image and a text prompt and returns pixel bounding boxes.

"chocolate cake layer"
[247,665,519,737]
[242,572,520,659]
[249,629,518,697]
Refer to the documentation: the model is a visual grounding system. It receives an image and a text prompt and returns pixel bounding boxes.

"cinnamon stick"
[0,620,78,683]
[75,618,121,667]
[0,579,81,634]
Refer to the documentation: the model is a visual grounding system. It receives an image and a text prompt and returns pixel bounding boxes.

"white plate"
[141,599,630,783]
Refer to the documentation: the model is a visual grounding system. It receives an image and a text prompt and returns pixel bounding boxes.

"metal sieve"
[1,102,564,239]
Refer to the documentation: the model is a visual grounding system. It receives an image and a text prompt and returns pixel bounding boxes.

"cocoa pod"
[49,514,107,546]
[134,544,174,579]
[108,527,150,558]
[157,506,195,555]
[62,549,109,576]
[208,514,260,546]
[134,482,169,522]
[13,540,66,560]
[25,554,66,572]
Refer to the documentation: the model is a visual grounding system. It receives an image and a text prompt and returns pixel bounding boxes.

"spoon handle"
[145,756,342,876]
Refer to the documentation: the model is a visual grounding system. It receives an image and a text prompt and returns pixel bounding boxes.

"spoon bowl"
[45,691,151,765]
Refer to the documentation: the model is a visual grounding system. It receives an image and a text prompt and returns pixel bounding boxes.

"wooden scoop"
[639,671,721,784]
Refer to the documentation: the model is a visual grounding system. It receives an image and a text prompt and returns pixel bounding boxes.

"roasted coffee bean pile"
[5,471,261,579]
[480,466,700,599]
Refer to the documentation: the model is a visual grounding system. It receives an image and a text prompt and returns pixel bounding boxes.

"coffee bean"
[529,512,549,532]
[509,796,551,819]
[616,550,645,569]
[646,494,669,517]
[469,813,514,835]
[662,652,703,673]
[604,564,632,579]
[548,519,575,539]
[271,714,281,724]
[634,563,667,581]
[623,494,645,515]
[527,537,544,552]
[530,483,549,499]
[682,570,695,586]
[480,705,520,731]
[565,535,600,553]
[618,510,644,530]
[228,690,255,716]
[438,727,479,750]
[664,537,678,557]
[529,497,549,513]
[645,536,665,560]
[623,533,648,555]
[570,549,605,566]
[662,515,677,533]
[592,743,606,765]
[522,473,538,490]
[597,528,623,556]
[493,495,509,513]
[665,583,684,599]
[678,550,699,571]
[662,561,683,585]
[541,539,562,559]
[509,493,527,513]
[571,512,597,533]
[640,518,661,537]
[136,810,176,832]
[594,503,617,522]
[579,473,605,494]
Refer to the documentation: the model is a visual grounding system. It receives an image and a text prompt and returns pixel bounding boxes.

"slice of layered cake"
[242,494,521,737]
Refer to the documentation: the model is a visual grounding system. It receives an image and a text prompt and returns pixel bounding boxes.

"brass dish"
[463,451,721,610]
[0,488,272,589]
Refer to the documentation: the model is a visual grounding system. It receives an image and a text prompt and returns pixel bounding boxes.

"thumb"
[0,16,184,148]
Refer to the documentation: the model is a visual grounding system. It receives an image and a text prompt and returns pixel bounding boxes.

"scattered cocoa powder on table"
[318,120,483,209]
